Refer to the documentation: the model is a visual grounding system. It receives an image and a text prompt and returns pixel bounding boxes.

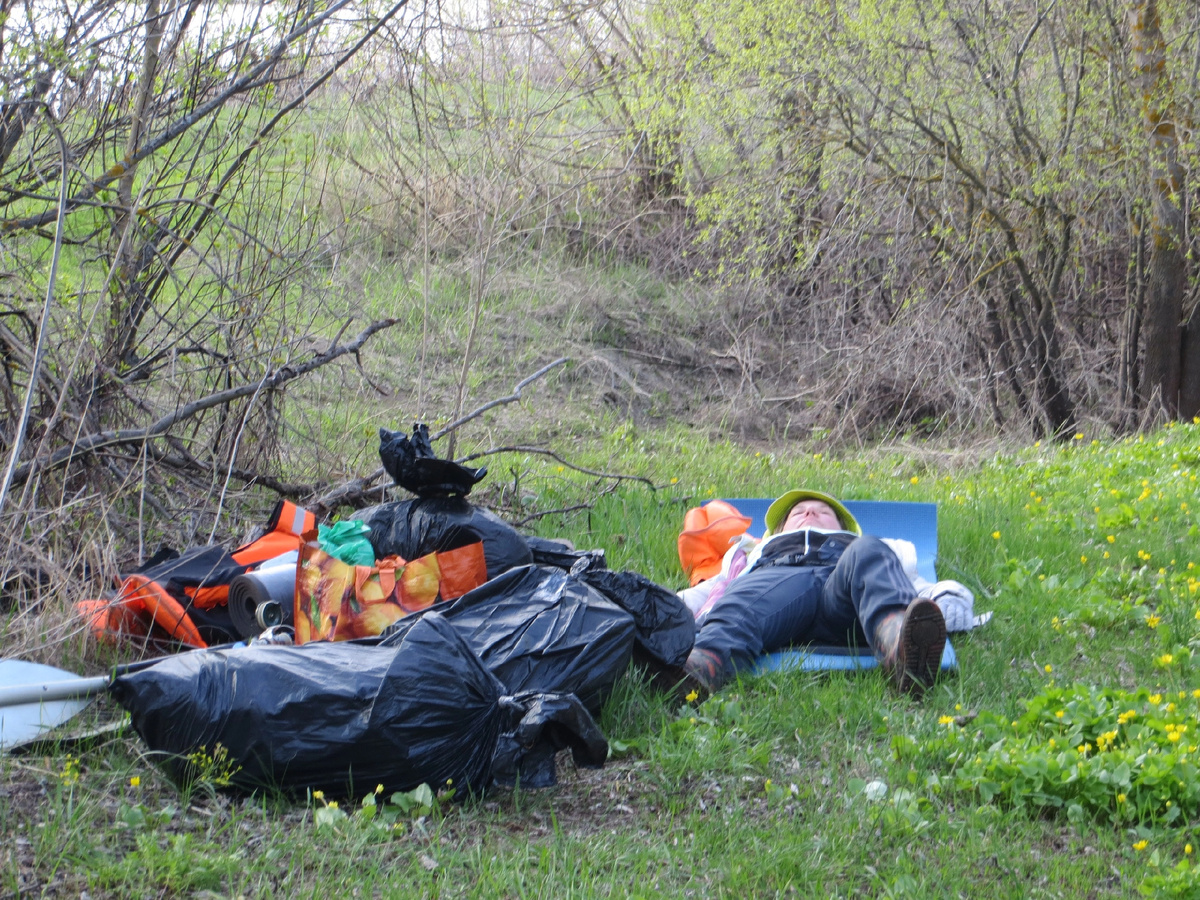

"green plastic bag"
[317,520,376,567]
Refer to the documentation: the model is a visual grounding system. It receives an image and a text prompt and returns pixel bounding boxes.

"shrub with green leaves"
[902,684,1200,827]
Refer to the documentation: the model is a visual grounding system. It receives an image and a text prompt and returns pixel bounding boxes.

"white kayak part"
[0,659,109,752]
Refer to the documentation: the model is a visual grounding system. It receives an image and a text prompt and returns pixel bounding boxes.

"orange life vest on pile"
[75,500,316,648]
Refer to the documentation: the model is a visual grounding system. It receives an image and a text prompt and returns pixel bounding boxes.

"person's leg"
[813,535,945,695]
[689,566,826,682]
[812,536,917,651]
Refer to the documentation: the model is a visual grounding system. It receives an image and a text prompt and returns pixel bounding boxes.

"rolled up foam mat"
[228,552,298,638]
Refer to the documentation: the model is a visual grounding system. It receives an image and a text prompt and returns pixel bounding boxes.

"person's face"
[781,499,842,533]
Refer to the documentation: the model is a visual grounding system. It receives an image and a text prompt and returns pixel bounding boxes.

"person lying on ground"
[670,489,965,700]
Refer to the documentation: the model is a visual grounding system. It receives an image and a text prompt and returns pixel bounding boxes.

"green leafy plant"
[904,684,1200,827]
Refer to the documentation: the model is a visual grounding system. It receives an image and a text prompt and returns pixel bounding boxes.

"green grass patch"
[8,423,1200,896]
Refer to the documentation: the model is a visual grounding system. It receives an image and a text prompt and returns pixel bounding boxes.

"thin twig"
[430,357,570,440]
[456,445,654,488]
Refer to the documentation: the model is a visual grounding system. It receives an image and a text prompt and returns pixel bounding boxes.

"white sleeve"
[678,577,719,615]
[882,538,930,590]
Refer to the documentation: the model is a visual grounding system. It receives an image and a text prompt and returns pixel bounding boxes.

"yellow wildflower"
[1133,840,1149,851]
[910,476,919,485]
[685,689,699,703]
[1150,694,1163,705]
[1055,710,1065,718]
[1117,793,1127,803]
[1147,615,1162,628]
[992,531,1001,540]
[1107,535,1116,543]
[129,776,140,788]
[312,790,325,801]
[1044,664,1053,674]
[938,715,954,725]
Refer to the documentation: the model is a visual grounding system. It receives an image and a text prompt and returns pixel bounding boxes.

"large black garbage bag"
[111,613,606,796]
[524,541,695,669]
[353,497,532,580]
[383,565,636,714]
[573,565,696,669]
[379,423,487,498]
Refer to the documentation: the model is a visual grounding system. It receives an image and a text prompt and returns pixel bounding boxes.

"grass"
[5,422,1200,897]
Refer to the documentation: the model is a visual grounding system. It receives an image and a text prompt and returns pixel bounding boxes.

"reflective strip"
[288,503,307,536]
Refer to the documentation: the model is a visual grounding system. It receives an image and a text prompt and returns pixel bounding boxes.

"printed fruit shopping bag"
[295,537,488,642]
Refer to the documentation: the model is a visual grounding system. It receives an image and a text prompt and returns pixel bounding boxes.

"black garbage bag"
[110,613,608,796]
[573,564,696,670]
[383,565,636,714]
[524,541,695,670]
[353,497,532,581]
[379,423,487,498]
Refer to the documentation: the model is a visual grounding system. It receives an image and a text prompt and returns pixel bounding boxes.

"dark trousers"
[691,535,916,675]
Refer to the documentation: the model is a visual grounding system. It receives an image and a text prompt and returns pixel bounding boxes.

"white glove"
[918,580,992,632]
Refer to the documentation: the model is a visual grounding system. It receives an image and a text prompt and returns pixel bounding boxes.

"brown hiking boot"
[875,599,946,697]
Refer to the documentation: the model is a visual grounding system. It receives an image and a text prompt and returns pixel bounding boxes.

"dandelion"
[1134,840,1149,851]
[1117,793,1127,803]
[129,776,140,788]
[685,689,699,703]
[1147,615,1162,628]
[1074,433,1084,440]
[1107,535,1116,543]
[1081,555,1088,564]
[1055,710,1065,718]
[910,476,919,485]
[1104,551,1111,559]
[938,715,954,725]
[992,531,1001,540]
[1044,664,1053,674]
[670,477,679,484]
[1150,694,1163,705]
[1157,653,1175,666]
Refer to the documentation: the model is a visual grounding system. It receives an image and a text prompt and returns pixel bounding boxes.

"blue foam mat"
[719,498,956,673]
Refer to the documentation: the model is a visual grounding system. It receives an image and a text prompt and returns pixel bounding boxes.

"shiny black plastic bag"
[383,565,636,714]
[352,497,532,580]
[573,566,696,669]
[526,540,695,669]
[379,423,487,498]
[111,613,607,796]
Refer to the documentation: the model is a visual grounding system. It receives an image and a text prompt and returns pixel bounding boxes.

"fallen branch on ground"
[9,319,400,487]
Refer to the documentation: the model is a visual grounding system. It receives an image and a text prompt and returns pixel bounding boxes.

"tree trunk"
[108,0,163,371]
[1128,0,1187,418]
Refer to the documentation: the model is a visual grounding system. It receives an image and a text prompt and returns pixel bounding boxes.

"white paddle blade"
[0,660,103,752]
